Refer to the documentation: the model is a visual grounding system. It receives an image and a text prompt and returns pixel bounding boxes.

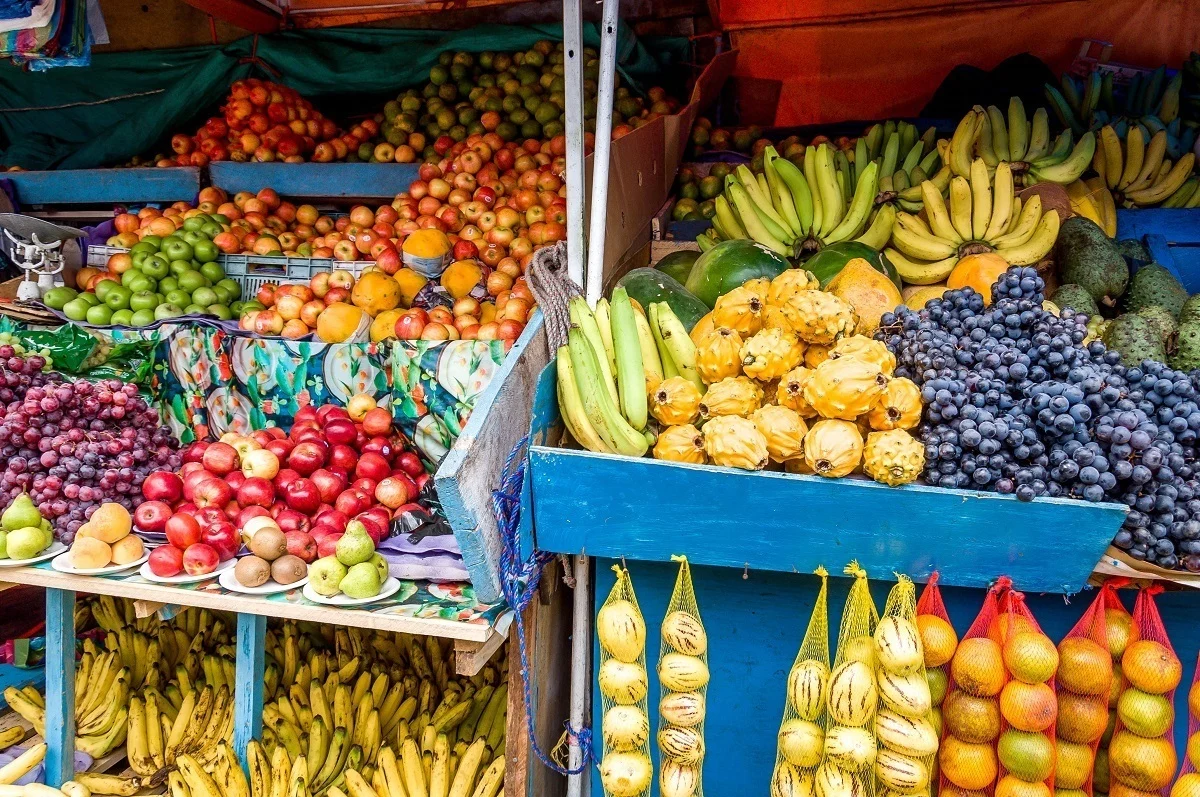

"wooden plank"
[435,315,550,604]
[453,624,507,678]
[0,569,498,643]
[5,169,200,206]
[234,613,266,775]
[208,162,420,200]
[44,588,75,788]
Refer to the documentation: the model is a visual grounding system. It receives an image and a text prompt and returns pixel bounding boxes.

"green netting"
[0,22,685,170]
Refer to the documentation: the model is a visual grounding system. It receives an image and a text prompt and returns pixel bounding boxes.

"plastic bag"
[597,564,654,797]
[1107,585,1180,797]
[874,575,938,797]
[771,567,830,797]
[939,577,1007,797]
[657,556,708,797]
[1173,651,1200,797]
[916,573,958,797]
[1094,578,1133,797]
[817,562,880,797]
[991,587,1058,797]
[1054,588,1112,797]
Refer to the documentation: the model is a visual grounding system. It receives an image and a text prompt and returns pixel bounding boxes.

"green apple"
[130,309,157,327]
[210,214,229,226]
[141,256,170,279]
[216,278,241,301]
[184,304,207,315]
[62,298,90,321]
[130,291,159,312]
[129,242,158,260]
[110,309,134,326]
[104,286,132,310]
[200,222,223,238]
[42,287,77,310]
[191,287,218,307]
[181,231,205,246]
[182,216,206,232]
[154,304,184,320]
[120,268,143,287]
[165,290,191,307]
[193,241,219,264]
[127,275,156,294]
[168,260,193,277]
[159,276,179,294]
[94,279,117,301]
[207,304,233,320]
[160,237,193,261]
[178,270,209,293]
[140,234,163,249]
[85,304,113,325]
[198,260,224,283]
[77,292,101,307]
[212,284,233,305]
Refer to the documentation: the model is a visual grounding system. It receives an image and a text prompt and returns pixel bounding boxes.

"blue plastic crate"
[1116,208,1200,291]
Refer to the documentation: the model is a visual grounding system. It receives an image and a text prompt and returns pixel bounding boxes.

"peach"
[84,503,132,543]
[111,535,145,565]
[70,537,112,569]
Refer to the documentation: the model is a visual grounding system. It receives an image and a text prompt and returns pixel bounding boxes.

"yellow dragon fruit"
[711,280,770,337]
[803,357,890,420]
[694,327,744,385]
[827,335,897,375]
[803,419,864,478]
[777,290,857,345]
[776,367,818,417]
[863,429,925,486]
[767,268,820,307]
[653,425,707,464]
[699,376,762,419]
[702,415,769,470]
[741,328,805,381]
[866,377,923,431]
[761,305,794,334]
[750,405,808,463]
[650,376,702,426]
[804,344,831,368]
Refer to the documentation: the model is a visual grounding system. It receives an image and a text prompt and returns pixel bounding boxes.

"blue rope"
[492,435,594,776]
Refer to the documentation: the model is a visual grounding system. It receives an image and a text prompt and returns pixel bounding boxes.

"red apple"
[265,439,294,460]
[182,469,214,501]
[148,545,185,578]
[361,408,393,437]
[316,537,340,558]
[273,468,302,491]
[202,442,240,475]
[251,429,274,447]
[182,441,209,463]
[317,404,350,424]
[183,542,221,574]
[179,461,209,478]
[237,477,275,508]
[224,500,242,520]
[194,478,234,509]
[310,469,345,504]
[375,477,411,509]
[236,505,271,529]
[201,523,240,561]
[175,502,198,518]
[356,452,391,482]
[334,489,369,518]
[415,472,431,491]
[328,444,359,473]
[352,477,377,496]
[294,406,318,424]
[242,448,281,480]
[165,513,202,549]
[324,418,357,446]
[284,478,322,514]
[397,451,424,478]
[197,506,227,529]
[313,508,349,532]
[275,509,309,533]
[134,500,173,533]
[362,437,393,460]
[356,515,385,543]
[285,530,317,563]
[225,471,246,492]
[142,472,183,503]
[288,441,328,475]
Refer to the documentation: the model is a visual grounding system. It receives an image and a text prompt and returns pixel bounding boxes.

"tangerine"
[952,638,1006,698]
[1122,640,1181,695]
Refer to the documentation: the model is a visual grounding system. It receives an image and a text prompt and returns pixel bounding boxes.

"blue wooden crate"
[1117,208,1200,290]
[4,168,200,206]
[208,162,420,200]
[525,361,1127,594]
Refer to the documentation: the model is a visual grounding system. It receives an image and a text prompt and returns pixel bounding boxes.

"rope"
[492,434,594,776]
[0,89,165,113]
[528,240,581,352]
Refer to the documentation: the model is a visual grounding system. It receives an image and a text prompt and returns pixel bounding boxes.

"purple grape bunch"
[0,346,181,543]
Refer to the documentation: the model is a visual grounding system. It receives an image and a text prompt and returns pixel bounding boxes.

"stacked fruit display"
[158,78,345,166]
[232,516,309,589]
[67,502,145,569]
[0,493,56,561]
[940,633,1004,793]
[1052,628,1112,797]
[1108,638,1182,796]
[656,610,710,795]
[306,520,389,599]
[873,614,938,797]
[1095,601,1133,797]
[596,573,654,797]
[994,619,1059,797]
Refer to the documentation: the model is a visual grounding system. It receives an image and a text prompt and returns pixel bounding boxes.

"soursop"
[1171,324,1200,372]
[1123,264,1188,317]
[1180,295,1200,326]
[1102,313,1166,365]
[1049,283,1100,317]
[1136,305,1178,342]
[1057,217,1129,307]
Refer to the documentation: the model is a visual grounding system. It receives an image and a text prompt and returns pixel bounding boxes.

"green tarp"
[0,23,687,170]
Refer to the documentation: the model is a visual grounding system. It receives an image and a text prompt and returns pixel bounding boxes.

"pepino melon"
[684,239,790,307]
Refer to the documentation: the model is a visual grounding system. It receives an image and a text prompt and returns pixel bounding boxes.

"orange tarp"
[721,0,1200,126]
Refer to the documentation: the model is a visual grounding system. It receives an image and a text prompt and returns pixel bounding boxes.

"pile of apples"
[157,79,347,167]
[237,275,356,339]
[138,395,426,580]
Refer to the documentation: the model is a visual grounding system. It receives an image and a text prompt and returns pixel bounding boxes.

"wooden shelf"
[4,169,201,206]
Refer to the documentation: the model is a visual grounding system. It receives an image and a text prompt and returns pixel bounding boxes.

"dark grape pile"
[877,267,1200,570]
[0,347,180,543]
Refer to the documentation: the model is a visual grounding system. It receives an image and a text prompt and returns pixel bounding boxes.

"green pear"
[40,519,54,549]
[0,529,10,560]
[2,494,41,531]
[309,556,348,597]
[340,562,382,599]
[7,526,47,560]
[335,521,375,567]
[370,553,389,586]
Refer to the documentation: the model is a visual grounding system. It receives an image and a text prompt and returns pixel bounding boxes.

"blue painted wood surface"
[525,361,1126,594]
[43,588,75,787]
[234,612,267,776]
[1116,208,1200,290]
[209,162,420,199]
[0,666,43,709]
[591,560,1200,797]
[4,169,200,206]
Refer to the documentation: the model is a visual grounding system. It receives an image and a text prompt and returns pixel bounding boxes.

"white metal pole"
[565,554,592,797]
[563,0,587,289]
[584,0,619,306]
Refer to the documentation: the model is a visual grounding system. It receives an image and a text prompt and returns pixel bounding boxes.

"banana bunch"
[1093,122,1198,207]
[885,158,1061,284]
[1045,71,1117,135]
[858,121,945,213]
[701,142,887,255]
[557,292,681,457]
[0,744,91,796]
[1064,179,1119,237]
[165,745,250,797]
[948,103,1095,186]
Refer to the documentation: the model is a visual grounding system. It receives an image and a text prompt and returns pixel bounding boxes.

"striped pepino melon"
[773,762,817,797]
[658,725,705,765]
[875,710,939,757]
[875,616,924,676]
[788,660,830,722]
[828,661,878,727]
[779,719,825,768]
[597,600,646,663]
[824,726,878,772]
[661,611,708,656]
[659,653,710,692]
[876,748,930,793]
[877,668,932,718]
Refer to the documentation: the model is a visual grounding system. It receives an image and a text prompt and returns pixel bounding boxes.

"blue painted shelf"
[208,162,420,199]
[525,361,1126,594]
[1116,208,1200,290]
[3,168,200,206]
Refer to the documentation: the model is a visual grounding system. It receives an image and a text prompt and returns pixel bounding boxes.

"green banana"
[986,105,1009,162]
[727,182,790,255]
[649,302,678,379]
[608,287,646,431]
[567,325,648,457]
[804,145,825,236]
[651,303,702,392]
[1007,96,1028,161]
[714,195,747,241]
[735,166,793,239]
[825,159,878,243]
[1027,131,1096,184]
[568,297,619,406]
[773,157,815,233]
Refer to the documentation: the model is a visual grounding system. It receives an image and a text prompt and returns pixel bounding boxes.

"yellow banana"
[591,299,617,377]
[854,203,896,250]
[991,194,1044,248]
[72,773,140,796]
[969,158,992,240]
[882,248,959,285]
[984,162,1014,241]
[1008,96,1029,161]
[1100,125,1123,190]
[996,209,1061,265]
[892,215,957,261]
[1128,130,1167,193]
[948,176,974,242]
[920,180,961,244]
[1126,153,1196,206]
[948,110,981,177]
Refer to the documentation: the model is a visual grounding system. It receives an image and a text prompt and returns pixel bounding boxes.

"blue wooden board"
[4,169,200,206]
[0,665,42,709]
[1116,208,1200,290]
[526,361,1126,595]
[590,560,1200,797]
[209,162,420,199]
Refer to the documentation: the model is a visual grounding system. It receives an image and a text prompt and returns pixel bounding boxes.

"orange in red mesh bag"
[939,578,1008,797]
[916,573,958,796]
[1108,585,1180,797]
[1095,579,1135,797]
[1171,650,1200,797]
[1053,585,1112,797]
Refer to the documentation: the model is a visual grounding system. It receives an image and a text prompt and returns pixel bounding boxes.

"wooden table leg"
[44,587,76,787]
[233,612,266,776]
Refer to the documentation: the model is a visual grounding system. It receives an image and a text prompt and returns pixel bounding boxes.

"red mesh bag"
[1177,650,1200,783]
[938,577,1009,797]
[1053,587,1112,797]
[1095,578,1134,797]
[916,573,959,715]
[990,587,1058,797]
[1106,585,1181,797]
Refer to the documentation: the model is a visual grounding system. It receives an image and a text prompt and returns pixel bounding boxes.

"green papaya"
[803,241,900,290]
[616,268,709,331]
[683,239,790,307]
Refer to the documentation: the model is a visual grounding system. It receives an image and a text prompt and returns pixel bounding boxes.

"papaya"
[617,268,709,332]
[804,241,901,291]
[655,250,701,285]
[684,239,790,307]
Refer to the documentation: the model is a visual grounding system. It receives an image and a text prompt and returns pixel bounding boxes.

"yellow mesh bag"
[598,565,654,797]
[819,562,881,797]
[771,567,831,797]
[657,556,709,797]
[874,575,938,797]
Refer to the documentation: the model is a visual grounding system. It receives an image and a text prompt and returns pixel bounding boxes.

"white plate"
[218,566,306,595]
[303,577,401,607]
[51,549,149,576]
[0,541,67,568]
[139,557,236,584]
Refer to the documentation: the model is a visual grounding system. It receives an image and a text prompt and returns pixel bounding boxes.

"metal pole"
[584,0,620,306]
[565,554,592,797]
[563,0,587,288]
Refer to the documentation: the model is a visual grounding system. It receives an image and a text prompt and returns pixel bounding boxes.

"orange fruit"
[944,691,1001,743]
[1056,690,1111,744]
[940,735,998,791]
[995,776,1050,797]
[941,787,987,797]
[999,680,1057,732]
[1057,637,1112,696]
[1111,783,1165,797]
[917,614,958,668]
[951,637,1006,697]
[1108,731,1177,791]
[1191,680,1200,723]
[1106,608,1133,659]
[1172,773,1200,797]
[1122,640,1182,695]
[1003,632,1059,684]
[988,613,1036,645]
